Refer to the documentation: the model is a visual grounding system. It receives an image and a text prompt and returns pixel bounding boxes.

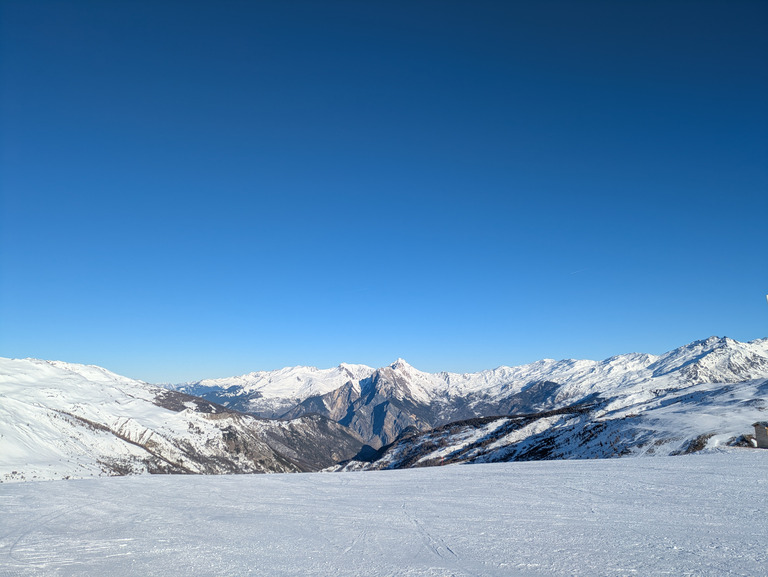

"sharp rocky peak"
[699,336,731,348]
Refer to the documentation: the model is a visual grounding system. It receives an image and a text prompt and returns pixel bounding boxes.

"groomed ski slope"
[1,450,766,577]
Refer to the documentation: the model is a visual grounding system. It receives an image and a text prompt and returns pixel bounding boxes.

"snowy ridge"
[369,358,444,403]
[177,336,768,450]
[178,336,768,411]
[174,362,376,417]
[344,376,768,471]
[0,358,363,482]
[457,336,768,403]
[182,362,375,400]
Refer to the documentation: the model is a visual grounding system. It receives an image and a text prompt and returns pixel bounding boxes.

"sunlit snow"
[1,451,766,576]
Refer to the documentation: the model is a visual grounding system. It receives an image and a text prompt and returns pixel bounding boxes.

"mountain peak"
[390,358,413,371]
[696,335,741,349]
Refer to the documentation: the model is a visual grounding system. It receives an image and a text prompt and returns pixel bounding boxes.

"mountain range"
[2,336,767,481]
[0,359,363,482]
[175,336,768,450]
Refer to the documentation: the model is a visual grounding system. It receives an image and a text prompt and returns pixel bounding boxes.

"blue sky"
[1,1,767,382]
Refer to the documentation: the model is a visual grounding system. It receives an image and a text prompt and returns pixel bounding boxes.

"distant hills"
[2,336,767,481]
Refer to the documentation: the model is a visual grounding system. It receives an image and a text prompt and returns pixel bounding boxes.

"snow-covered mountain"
[0,358,363,482]
[176,336,768,450]
[4,336,767,482]
[332,337,768,470]
[175,362,376,418]
[340,377,768,471]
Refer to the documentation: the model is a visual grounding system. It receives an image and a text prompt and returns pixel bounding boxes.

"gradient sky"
[1,1,767,383]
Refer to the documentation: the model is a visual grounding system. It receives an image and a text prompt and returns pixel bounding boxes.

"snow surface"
[1,450,766,577]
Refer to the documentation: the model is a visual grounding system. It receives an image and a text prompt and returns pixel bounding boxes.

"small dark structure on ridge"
[753,422,768,449]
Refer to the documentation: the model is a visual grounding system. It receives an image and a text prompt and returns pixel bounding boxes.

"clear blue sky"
[1,1,767,383]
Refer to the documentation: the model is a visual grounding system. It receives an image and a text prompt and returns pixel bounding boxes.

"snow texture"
[0,450,765,576]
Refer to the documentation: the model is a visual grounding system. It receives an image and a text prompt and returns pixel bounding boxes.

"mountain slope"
[4,336,767,481]
[174,337,768,448]
[341,375,768,471]
[0,358,363,482]
[175,362,375,418]
[281,360,443,448]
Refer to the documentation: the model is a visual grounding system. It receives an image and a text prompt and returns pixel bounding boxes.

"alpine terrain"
[2,336,767,481]
[0,358,363,482]
[175,336,768,466]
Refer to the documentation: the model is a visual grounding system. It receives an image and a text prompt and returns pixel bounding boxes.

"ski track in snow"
[1,450,766,577]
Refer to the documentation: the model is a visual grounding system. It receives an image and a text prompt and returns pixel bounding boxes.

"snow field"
[1,450,766,577]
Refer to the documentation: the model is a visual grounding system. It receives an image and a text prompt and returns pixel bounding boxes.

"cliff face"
[282,367,438,449]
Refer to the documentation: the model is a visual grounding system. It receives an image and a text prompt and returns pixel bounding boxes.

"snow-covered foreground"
[1,451,766,577]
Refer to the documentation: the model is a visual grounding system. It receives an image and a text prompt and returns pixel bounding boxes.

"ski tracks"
[399,495,481,577]
[4,502,85,568]
[400,500,457,560]
[341,521,369,555]
[1,493,133,571]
